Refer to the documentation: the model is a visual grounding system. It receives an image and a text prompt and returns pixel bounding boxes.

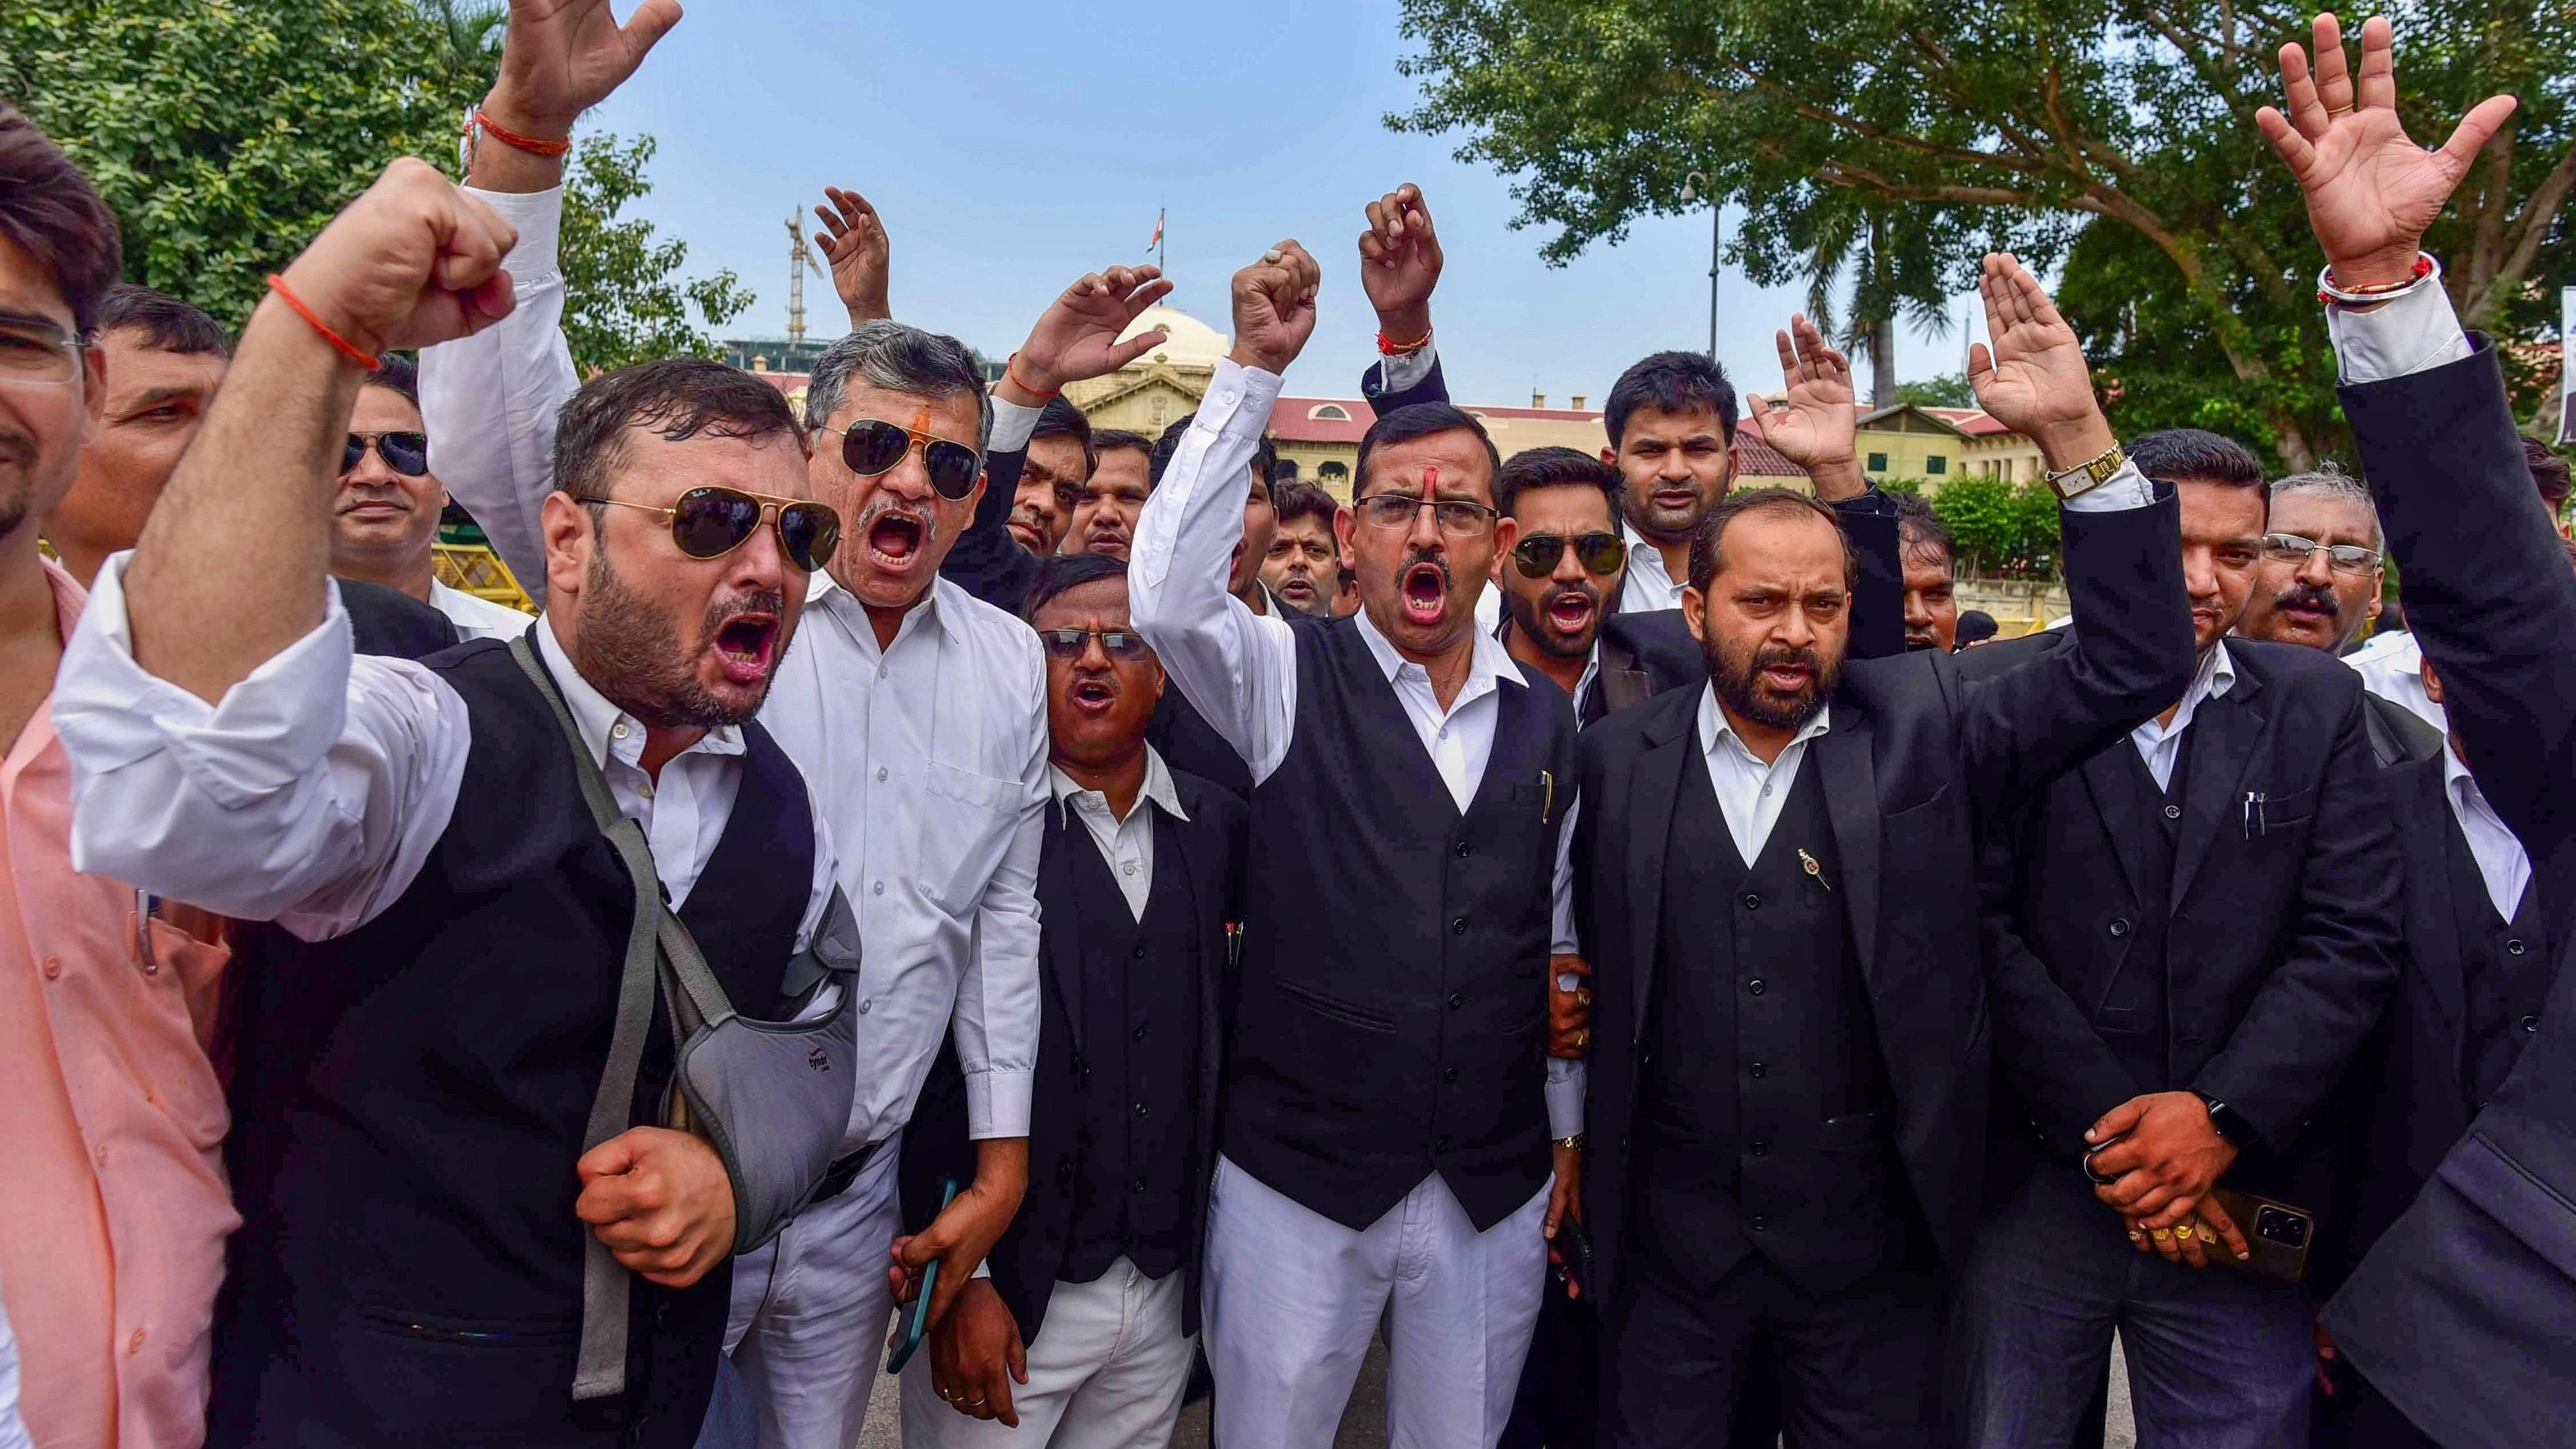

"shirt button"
[95,1143,110,1167]
[1132,1102,1150,1118]
[873,881,886,896]
[1742,893,1761,911]
[1452,917,1469,936]
[1448,992,1466,1010]
[2163,803,2182,820]
[2507,939,2527,956]
[42,956,61,980]
[858,998,873,1015]
[127,1327,146,1354]
[1749,1216,1767,1232]
[2109,919,2130,938]
[1748,1062,1766,1080]
[610,722,630,740]
[1747,980,1766,996]
[1122,862,1138,877]
[1132,1177,1148,1194]
[877,766,889,782]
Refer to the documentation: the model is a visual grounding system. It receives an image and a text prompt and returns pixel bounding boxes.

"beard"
[574,546,780,729]
[1704,630,1839,733]
[1505,580,1602,660]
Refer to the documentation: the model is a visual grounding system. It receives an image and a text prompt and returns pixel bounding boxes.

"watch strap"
[2046,443,2127,502]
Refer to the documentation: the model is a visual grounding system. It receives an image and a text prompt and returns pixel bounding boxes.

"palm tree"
[1797,202,1958,411]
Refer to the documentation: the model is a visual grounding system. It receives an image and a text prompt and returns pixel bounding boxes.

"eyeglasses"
[0,319,85,387]
[1353,493,1501,535]
[2263,532,2381,574]
[344,431,430,477]
[1036,627,1151,661]
[583,485,843,572]
[1512,530,1627,580]
[818,418,983,501]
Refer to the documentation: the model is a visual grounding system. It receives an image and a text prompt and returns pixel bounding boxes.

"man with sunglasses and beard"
[329,353,533,640]
[1560,253,2195,1448]
[57,153,853,1448]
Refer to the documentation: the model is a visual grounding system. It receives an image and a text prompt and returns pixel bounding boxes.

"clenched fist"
[277,158,519,359]
[1227,241,1321,377]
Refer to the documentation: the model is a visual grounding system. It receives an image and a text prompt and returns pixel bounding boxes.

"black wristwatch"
[2193,1091,2256,1149]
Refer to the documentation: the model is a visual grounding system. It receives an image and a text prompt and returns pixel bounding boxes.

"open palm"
[495,0,682,129]
[1968,254,2095,439]
[1017,268,1174,391]
[1745,313,1854,470]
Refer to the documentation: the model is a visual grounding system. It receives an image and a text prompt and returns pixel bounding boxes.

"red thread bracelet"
[472,107,573,158]
[1377,327,1432,356]
[265,274,380,371]
[1004,353,1060,401]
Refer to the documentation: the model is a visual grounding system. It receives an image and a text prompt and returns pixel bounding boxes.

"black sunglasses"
[820,418,984,501]
[1512,530,1627,580]
[585,485,842,573]
[1036,627,1151,662]
[344,431,429,477]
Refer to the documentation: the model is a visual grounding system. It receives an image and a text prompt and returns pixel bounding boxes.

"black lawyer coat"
[1566,487,2197,1308]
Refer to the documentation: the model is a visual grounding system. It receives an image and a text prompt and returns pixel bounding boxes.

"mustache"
[1403,548,1454,586]
[704,586,785,637]
[1755,642,1823,674]
[858,495,936,533]
[1542,580,1600,612]
[2274,580,2338,616]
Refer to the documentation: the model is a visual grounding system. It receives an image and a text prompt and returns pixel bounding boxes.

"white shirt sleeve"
[1544,797,1585,1137]
[987,395,1042,454]
[419,185,580,609]
[2326,276,2475,384]
[954,640,1049,1139]
[0,1272,30,1449]
[1126,357,1301,784]
[1376,342,1438,395]
[57,558,472,940]
[2061,459,2153,514]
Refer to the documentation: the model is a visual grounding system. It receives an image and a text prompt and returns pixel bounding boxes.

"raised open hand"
[815,186,891,326]
[1010,266,1174,396]
[1359,183,1442,342]
[487,0,683,140]
[1745,313,1858,479]
[279,158,519,357]
[2255,13,2517,291]
[1229,241,1322,376]
[1968,253,2112,469]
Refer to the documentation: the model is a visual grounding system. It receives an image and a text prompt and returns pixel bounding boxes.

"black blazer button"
[1747,979,1766,996]
[2507,939,2527,956]
[1742,893,1762,911]
[2109,919,2130,938]
[1749,1216,1767,1232]
[2523,1014,2542,1033]
[1442,1067,1458,1084]
[1455,840,1471,859]
[1434,1136,1450,1153]
[1448,992,1465,1010]
[1452,916,1470,936]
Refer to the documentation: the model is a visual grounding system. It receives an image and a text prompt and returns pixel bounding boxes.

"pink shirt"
[0,562,236,1449]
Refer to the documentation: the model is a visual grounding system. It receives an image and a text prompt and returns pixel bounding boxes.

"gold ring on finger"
[2150,1227,2171,1241]
[2173,1222,2195,1241]
[1262,248,1284,264]
[2328,104,2354,116]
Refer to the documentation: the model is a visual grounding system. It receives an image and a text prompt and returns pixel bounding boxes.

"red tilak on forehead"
[1424,465,1438,492]
[907,406,931,437]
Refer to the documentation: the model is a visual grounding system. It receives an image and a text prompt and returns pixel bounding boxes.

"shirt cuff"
[988,395,1042,455]
[2061,459,2153,514]
[2327,278,2473,385]
[961,1066,1034,1139]
[1377,343,1438,395]
[1201,357,1285,445]
[464,184,564,278]
[1545,1061,1586,1138]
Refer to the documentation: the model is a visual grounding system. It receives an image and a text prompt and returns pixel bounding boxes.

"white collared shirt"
[2347,629,2446,735]
[56,562,836,949]
[429,577,537,642]
[1695,684,1834,865]
[2444,745,2533,921]
[2131,642,2239,791]
[1050,748,1190,923]
[419,184,1048,1147]
[1619,523,1686,615]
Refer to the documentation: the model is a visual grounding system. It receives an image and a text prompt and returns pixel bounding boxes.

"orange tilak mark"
[1424,465,1438,492]
[908,407,932,436]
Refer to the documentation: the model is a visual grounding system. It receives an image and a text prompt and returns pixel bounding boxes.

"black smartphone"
[885,1177,959,1375]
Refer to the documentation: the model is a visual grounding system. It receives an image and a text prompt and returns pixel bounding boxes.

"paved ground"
[861,1322,2136,1448]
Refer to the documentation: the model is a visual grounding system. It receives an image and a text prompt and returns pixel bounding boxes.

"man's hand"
[929,1279,1028,1426]
[1967,252,2116,471]
[1548,953,1593,1060]
[2083,1091,2239,1230]
[887,1139,1029,1327]
[1002,266,1175,405]
[1227,241,1322,376]
[279,159,519,360]
[1358,183,1442,345]
[1744,313,1864,501]
[2255,13,2517,292]
[814,186,891,327]
[1546,1138,1583,1253]
[574,1126,736,1289]
[2124,1190,2248,1269]
[484,0,680,142]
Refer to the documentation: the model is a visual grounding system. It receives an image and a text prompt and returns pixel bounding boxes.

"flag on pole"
[1146,209,1165,256]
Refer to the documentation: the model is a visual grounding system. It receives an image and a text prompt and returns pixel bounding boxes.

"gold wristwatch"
[2045,443,2127,503]
[1554,1134,1586,1151]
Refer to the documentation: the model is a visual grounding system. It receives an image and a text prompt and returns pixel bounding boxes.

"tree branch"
[2469,139,2576,331]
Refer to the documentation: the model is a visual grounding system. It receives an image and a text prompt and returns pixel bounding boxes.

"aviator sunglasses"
[1035,627,1152,662]
[583,485,843,572]
[818,417,984,501]
[344,431,430,476]
[1512,530,1627,579]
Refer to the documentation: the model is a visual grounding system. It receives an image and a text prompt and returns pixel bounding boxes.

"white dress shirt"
[1693,686,1835,864]
[1050,748,1189,923]
[1129,356,1583,1136]
[419,185,1048,1147]
[429,577,537,642]
[55,560,837,948]
[1618,524,1687,615]
[2130,642,2238,791]
[2346,629,2443,733]
[2445,744,2533,921]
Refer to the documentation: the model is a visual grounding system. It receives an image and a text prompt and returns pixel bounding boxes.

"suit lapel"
[2171,672,2270,911]
[2076,749,2157,911]
[1038,808,1086,1059]
[2394,754,2469,1039]
[1627,693,1695,1044]
[1813,711,1882,991]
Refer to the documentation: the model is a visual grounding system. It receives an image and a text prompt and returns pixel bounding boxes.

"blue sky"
[587,0,1978,406]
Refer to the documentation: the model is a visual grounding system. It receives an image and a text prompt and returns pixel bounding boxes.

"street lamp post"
[1681,170,1719,361]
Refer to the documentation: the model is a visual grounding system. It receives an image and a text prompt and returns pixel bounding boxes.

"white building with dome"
[1062,304,1236,439]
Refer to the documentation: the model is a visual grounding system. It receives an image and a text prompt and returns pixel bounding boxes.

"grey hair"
[803,319,994,450]
[2268,463,2383,549]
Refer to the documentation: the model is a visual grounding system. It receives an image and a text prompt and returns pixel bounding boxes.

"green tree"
[1389,0,2574,469]
[1897,372,1978,409]
[0,0,748,368]
[1928,473,2061,577]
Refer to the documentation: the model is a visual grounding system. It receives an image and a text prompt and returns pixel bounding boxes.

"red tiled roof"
[1732,407,1814,478]
[1269,397,1378,443]
[1920,405,2014,437]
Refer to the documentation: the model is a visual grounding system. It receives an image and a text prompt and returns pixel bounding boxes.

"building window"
[1866,452,1888,473]
[1309,404,1351,421]
[1926,455,1948,475]
[1318,461,1350,483]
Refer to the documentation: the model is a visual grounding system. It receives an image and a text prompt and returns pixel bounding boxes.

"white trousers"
[1204,1155,1550,1449]
[899,1257,1196,1449]
[719,1132,903,1449]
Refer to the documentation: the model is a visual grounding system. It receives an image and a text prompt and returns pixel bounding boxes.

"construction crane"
[785,213,828,344]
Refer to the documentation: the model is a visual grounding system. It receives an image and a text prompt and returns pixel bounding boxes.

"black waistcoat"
[2444,816,2550,1107]
[1226,616,1577,1231]
[2093,735,2190,1092]
[1062,811,1201,1283]
[208,638,815,1449]
[1632,745,1907,1299]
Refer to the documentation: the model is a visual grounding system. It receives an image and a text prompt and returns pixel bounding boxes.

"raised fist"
[1227,241,1321,377]
[1359,183,1442,342]
[278,158,519,357]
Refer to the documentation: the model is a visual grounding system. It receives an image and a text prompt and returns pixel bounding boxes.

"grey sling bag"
[507,637,862,1402]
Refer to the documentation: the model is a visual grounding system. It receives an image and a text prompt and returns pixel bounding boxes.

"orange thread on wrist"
[264,274,379,371]
[1377,327,1432,356]
[471,108,573,158]
[1004,353,1060,401]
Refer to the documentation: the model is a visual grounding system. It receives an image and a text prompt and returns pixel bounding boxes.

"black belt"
[817,1138,887,1202]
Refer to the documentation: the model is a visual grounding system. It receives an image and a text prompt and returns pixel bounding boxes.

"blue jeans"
[1949,1166,2312,1449]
